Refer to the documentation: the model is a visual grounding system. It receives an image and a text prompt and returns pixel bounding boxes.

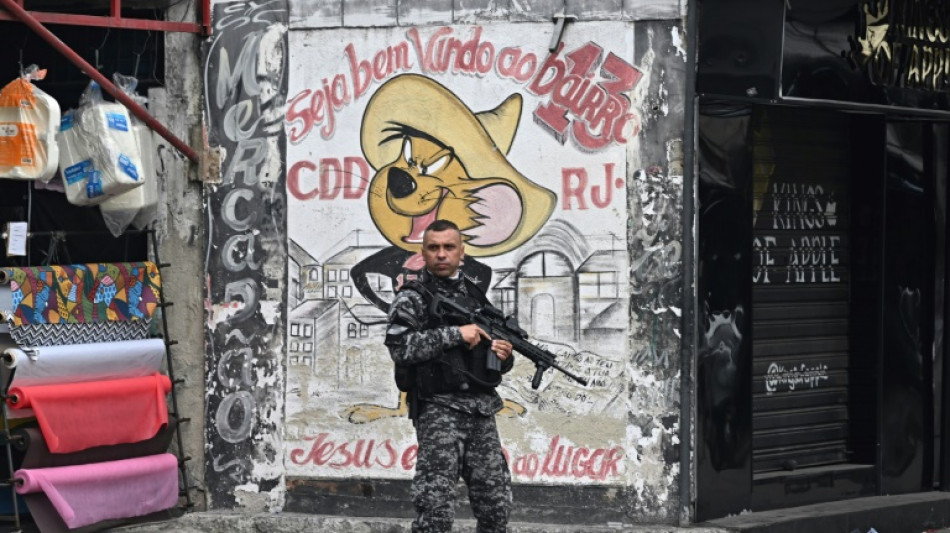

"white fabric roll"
[3,338,166,388]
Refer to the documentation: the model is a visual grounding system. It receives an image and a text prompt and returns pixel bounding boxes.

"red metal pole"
[0,0,200,163]
[202,0,212,36]
[0,10,204,32]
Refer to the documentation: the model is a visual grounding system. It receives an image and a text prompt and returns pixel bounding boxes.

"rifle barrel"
[507,337,589,386]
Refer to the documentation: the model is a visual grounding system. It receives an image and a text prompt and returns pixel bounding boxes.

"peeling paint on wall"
[202,0,289,509]
[623,21,686,522]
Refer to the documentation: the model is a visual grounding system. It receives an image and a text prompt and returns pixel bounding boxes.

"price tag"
[4,222,27,257]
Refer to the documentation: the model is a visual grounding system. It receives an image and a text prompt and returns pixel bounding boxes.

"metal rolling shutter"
[751,108,851,472]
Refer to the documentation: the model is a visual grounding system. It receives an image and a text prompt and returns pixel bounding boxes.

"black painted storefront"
[694,0,950,521]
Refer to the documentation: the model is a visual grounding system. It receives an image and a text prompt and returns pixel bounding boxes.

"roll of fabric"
[15,453,179,529]
[9,417,178,471]
[0,332,20,406]
[3,338,166,388]
[24,493,178,533]
[0,262,162,346]
[0,262,161,326]
[7,373,172,454]
[7,321,153,347]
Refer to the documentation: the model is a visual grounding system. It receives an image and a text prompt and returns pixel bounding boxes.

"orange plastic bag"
[0,79,38,167]
[0,67,60,181]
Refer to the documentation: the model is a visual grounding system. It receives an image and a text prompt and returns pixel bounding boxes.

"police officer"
[386,219,514,533]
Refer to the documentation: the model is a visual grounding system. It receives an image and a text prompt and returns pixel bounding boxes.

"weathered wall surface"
[201,0,686,524]
[626,20,687,523]
[158,0,212,511]
[202,0,289,510]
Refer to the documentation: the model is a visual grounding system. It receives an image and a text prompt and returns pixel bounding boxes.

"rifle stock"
[431,295,589,390]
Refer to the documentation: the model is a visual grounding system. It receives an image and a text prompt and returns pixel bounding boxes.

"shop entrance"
[696,102,950,518]
[750,107,853,474]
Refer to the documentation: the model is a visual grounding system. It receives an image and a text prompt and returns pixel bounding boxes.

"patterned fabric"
[1,262,161,326]
[411,403,511,533]
[8,321,151,347]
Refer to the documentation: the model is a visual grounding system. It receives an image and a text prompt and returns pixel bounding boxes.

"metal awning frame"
[0,0,208,162]
[0,0,210,35]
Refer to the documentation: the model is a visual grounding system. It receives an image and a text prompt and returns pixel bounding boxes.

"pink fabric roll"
[14,453,179,529]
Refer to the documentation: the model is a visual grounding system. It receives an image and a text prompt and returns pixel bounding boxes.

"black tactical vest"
[396,276,502,397]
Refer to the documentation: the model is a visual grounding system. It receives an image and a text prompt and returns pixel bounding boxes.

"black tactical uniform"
[386,269,513,533]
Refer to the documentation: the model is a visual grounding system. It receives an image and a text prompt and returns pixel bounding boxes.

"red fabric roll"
[8,373,171,454]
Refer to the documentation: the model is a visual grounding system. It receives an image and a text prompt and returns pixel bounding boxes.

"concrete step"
[110,512,728,533]
[11,491,947,533]
[698,492,950,533]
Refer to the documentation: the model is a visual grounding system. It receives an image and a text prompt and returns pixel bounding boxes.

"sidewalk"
[107,491,950,533]
[112,513,728,533]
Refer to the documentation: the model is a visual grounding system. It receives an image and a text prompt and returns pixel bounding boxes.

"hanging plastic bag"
[0,65,61,181]
[58,107,101,204]
[99,74,160,236]
[57,80,144,207]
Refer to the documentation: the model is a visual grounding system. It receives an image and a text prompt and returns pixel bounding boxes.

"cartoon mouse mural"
[350,73,556,311]
[346,74,556,423]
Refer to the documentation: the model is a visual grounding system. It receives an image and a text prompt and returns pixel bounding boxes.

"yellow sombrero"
[360,74,555,256]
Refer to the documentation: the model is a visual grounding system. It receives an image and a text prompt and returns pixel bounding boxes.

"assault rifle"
[430,295,589,389]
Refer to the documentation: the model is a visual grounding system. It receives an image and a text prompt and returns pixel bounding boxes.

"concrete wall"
[156,0,211,512]
[202,0,289,511]
[199,0,687,524]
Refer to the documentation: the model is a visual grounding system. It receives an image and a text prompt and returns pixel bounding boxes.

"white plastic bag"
[58,108,100,205]
[99,74,160,236]
[57,81,144,207]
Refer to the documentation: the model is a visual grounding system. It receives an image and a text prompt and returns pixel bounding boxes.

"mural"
[285,23,640,484]
[351,72,556,311]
